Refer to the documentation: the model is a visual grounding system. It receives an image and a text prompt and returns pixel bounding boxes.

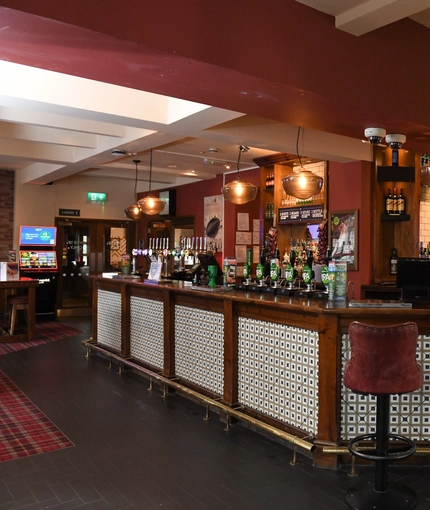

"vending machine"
[18,226,58,319]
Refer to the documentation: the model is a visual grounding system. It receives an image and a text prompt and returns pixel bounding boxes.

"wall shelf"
[377,166,415,182]
[380,214,410,221]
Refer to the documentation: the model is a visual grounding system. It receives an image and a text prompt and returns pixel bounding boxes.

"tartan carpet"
[0,321,83,356]
[0,371,74,462]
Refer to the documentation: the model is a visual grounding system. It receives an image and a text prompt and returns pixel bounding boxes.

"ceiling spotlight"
[386,134,406,149]
[209,148,218,153]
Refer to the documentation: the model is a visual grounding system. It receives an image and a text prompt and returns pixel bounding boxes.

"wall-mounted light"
[221,145,258,205]
[282,127,323,200]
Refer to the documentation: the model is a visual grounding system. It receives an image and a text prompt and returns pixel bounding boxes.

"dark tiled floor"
[0,317,429,509]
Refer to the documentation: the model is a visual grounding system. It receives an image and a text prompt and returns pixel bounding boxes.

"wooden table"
[0,277,39,341]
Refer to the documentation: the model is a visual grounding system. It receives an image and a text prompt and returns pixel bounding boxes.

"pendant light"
[221,145,258,205]
[282,127,323,200]
[136,149,165,215]
[124,159,144,220]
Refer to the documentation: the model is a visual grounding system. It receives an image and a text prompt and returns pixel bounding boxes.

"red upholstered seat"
[344,321,423,395]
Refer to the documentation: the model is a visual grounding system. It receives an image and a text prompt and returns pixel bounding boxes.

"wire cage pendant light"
[221,145,258,205]
[282,127,323,200]
[124,159,144,220]
[136,149,165,215]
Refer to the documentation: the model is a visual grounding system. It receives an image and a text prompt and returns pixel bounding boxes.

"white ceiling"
[0,60,372,193]
[296,0,430,36]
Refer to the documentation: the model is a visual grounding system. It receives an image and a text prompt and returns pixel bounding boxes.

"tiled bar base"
[89,277,430,469]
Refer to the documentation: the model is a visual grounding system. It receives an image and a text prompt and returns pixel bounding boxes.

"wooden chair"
[7,294,29,335]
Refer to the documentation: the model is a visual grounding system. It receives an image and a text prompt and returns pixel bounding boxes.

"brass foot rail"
[83,339,315,453]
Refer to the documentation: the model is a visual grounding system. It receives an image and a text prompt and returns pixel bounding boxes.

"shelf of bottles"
[382,186,409,221]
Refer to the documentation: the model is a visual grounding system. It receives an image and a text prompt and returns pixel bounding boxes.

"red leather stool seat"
[344,321,423,510]
[344,321,423,395]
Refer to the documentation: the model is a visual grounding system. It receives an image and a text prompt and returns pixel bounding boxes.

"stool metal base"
[345,481,417,510]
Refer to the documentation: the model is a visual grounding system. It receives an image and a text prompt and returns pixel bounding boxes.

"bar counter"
[87,276,430,469]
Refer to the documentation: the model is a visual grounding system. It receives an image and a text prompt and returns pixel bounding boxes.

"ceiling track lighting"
[136,149,165,215]
[221,145,258,205]
[282,127,323,200]
[124,159,144,220]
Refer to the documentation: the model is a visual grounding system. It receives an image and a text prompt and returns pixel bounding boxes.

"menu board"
[278,205,324,224]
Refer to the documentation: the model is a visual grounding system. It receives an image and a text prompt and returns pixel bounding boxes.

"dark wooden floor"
[0,316,429,509]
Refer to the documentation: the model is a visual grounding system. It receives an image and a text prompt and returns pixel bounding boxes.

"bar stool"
[7,295,29,335]
[344,321,423,510]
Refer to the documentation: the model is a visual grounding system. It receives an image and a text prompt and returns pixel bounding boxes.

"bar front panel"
[174,304,224,396]
[130,295,164,370]
[97,288,122,353]
[238,317,319,436]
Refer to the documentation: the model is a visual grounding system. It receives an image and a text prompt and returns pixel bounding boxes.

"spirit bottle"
[386,188,393,215]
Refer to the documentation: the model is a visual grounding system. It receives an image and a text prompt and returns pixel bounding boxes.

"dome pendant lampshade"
[221,145,258,205]
[421,166,430,188]
[124,159,144,220]
[282,167,323,199]
[136,149,165,215]
[282,127,323,200]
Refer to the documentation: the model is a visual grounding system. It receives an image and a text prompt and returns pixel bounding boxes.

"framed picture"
[159,189,176,216]
[329,210,358,270]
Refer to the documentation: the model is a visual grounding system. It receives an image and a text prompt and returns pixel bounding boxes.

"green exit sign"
[87,192,107,203]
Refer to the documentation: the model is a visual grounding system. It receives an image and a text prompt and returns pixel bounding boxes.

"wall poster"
[329,209,358,270]
[204,195,223,254]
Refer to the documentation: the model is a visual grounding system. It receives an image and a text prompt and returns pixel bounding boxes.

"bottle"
[390,248,398,275]
[420,242,425,258]
[392,148,399,167]
[392,187,398,214]
[385,188,393,215]
[398,188,405,215]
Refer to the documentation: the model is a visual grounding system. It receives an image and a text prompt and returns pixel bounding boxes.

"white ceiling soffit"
[0,60,373,188]
[296,0,430,36]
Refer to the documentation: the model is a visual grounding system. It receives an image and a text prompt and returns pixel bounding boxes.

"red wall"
[328,160,373,297]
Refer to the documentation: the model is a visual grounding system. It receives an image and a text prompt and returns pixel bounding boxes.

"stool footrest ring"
[348,433,416,462]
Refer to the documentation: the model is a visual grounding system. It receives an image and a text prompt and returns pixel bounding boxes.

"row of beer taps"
[132,237,208,274]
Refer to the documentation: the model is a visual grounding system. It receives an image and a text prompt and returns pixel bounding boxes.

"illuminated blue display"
[19,226,57,246]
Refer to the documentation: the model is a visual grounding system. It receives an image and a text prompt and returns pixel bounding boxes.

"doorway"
[55,218,136,316]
